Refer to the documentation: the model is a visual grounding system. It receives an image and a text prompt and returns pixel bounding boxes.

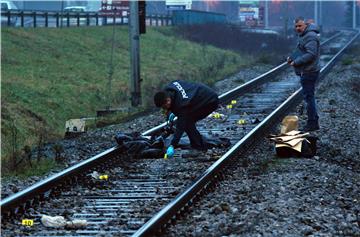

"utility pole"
[107,22,116,110]
[319,0,322,33]
[314,0,318,24]
[265,0,269,29]
[319,0,322,26]
[60,0,64,28]
[129,1,141,107]
[353,0,356,29]
[283,1,289,38]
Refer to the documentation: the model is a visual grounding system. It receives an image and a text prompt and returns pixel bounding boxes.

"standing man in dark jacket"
[154,80,219,157]
[287,17,320,131]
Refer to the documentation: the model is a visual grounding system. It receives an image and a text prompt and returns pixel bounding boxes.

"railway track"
[1,30,358,237]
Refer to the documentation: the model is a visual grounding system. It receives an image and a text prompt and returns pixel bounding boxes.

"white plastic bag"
[41,215,87,228]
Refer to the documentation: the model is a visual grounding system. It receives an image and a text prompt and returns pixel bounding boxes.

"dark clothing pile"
[115,132,165,159]
[114,130,230,159]
[164,80,219,149]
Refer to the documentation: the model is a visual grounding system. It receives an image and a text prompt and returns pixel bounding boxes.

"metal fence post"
[33,11,36,28]
[95,13,98,26]
[7,10,10,26]
[20,11,24,27]
[156,15,158,26]
[67,12,70,27]
[129,1,141,106]
[45,12,48,27]
[56,13,59,27]
[77,13,80,26]
[86,13,90,26]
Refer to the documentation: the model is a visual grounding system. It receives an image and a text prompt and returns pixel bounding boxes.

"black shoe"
[303,124,320,132]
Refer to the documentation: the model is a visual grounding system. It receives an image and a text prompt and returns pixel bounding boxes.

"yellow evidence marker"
[99,175,109,181]
[164,154,168,160]
[213,113,221,119]
[237,119,246,125]
[226,104,233,109]
[231,100,237,105]
[22,219,34,226]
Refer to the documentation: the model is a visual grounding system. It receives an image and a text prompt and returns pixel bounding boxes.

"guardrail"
[1,10,172,28]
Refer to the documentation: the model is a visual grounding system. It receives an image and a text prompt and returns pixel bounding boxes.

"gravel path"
[163,42,360,237]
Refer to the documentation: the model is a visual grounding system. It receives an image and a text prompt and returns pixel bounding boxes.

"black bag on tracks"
[114,130,231,159]
[275,135,318,158]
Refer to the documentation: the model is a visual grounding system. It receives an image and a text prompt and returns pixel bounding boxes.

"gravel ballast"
[163,42,360,236]
[2,39,359,237]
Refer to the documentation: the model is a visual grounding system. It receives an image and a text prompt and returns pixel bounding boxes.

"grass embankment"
[1,26,252,174]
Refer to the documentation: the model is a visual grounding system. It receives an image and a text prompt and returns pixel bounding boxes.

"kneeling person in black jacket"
[154,80,219,158]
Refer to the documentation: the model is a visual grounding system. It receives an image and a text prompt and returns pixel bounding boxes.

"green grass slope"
[1,26,252,160]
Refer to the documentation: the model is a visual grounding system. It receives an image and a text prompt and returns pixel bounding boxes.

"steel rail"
[0,31,344,215]
[132,31,359,237]
[0,147,119,213]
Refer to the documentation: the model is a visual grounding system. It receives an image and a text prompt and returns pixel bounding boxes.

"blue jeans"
[300,72,319,126]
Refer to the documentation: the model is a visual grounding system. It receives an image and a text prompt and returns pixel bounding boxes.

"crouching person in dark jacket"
[154,80,219,158]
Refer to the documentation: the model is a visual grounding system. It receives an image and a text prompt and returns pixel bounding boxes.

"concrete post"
[353,0,356,29]
[319,0,322,26]
[129,1,141,106]
[265,0,269,28]
[314,0,318,24]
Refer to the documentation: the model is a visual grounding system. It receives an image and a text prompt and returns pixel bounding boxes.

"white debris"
[41,215,87,229]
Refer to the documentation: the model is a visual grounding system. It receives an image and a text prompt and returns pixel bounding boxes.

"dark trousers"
[300,72,319,126]
[183,100,219,150]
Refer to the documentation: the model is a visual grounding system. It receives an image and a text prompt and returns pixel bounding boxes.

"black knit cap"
[154,91,167,107]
